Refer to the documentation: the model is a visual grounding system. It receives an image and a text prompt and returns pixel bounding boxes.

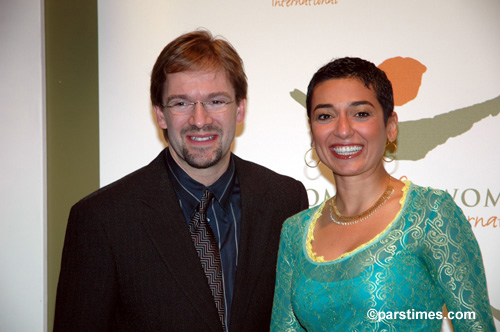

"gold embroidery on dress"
[307,181,411,263]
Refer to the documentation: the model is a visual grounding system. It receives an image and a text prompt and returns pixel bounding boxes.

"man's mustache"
[181,125,222,135]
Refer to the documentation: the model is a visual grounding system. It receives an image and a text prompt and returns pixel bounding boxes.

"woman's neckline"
[305,180,411,264]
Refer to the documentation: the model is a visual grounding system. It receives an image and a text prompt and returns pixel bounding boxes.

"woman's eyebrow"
[312,103,334,112]
[313,100,375,112]
[349,100,375,108]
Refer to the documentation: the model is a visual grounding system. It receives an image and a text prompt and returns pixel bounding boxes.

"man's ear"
[154,105,168,129]
[236,99,246,124]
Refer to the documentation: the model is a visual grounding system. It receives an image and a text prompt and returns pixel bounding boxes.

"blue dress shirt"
[165,149,241,329]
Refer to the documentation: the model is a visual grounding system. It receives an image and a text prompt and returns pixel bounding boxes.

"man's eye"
[207,99,226,105]
[168,101,189,107]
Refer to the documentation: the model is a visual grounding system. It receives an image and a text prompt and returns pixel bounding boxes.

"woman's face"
[310,78,397,177]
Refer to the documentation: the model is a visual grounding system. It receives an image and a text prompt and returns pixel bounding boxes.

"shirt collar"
[165,148,236,212]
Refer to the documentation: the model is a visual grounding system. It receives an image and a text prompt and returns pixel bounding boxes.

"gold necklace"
[329,178,394,226]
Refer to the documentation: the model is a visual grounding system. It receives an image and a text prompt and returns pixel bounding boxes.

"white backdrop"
[0,0,45,331]
[98,0,500,329]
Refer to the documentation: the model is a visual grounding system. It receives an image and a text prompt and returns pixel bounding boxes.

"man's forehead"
[164,69,234,97]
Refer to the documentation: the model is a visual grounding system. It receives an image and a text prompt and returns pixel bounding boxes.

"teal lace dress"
[271,182,495,331]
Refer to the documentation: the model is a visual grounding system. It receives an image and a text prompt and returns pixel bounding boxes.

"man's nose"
[189,102,213,128]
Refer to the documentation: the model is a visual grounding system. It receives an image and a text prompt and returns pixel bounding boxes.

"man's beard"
[180,125,224,169]
[182,146,223,169]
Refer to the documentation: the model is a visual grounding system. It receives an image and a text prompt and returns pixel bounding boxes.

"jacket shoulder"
[233,155,303,186]
[233,155,308,209]
[74,151,167,208]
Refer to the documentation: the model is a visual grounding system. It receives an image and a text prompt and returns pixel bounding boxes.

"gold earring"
[383,141,397,163]
[304,147,320,168]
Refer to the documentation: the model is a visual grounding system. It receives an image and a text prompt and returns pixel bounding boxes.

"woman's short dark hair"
[306,57,394,124]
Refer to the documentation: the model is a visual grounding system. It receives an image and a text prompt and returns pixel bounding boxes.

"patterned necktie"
[188,189,225,330]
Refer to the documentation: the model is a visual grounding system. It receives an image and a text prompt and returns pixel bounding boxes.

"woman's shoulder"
[405,181,468,230]
[406,181,456,207]
[282,203,323,232]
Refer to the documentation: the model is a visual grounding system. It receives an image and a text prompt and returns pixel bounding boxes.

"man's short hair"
[306,57,394,124]
[150,30,248,107]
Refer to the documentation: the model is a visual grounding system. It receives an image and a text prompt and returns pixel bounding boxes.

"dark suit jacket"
[54,149,308,332]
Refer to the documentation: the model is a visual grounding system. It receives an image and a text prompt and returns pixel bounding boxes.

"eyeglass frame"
[161,98,235,114]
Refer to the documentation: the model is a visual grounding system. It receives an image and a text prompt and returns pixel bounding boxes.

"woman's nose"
[334,115,354,138]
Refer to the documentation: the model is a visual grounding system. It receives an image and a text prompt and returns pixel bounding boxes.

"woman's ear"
[387,112,398,142]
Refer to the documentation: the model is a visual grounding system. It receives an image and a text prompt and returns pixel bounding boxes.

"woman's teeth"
[333,145,362,155]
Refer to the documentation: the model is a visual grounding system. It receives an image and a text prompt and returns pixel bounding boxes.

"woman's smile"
[330,144,363,159]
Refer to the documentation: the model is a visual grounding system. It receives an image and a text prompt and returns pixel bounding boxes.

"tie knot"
[199,189,214,214]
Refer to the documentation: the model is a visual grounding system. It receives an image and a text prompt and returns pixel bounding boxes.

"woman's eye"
[355,111,370,118]
[317,113,333,121]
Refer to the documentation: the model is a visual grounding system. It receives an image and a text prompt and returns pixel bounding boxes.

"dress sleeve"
[422,191,495,331]
[270,215,307,332]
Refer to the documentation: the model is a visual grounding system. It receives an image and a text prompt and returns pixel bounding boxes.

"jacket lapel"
[136,150,222,331]
[230,157,274,322]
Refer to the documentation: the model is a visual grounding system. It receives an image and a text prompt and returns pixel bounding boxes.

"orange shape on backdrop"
[378,57,427,107]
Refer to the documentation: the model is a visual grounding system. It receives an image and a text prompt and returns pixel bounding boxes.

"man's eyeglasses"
[162,98,234,114]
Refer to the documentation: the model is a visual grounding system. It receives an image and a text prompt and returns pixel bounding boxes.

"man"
[53,30,308,332]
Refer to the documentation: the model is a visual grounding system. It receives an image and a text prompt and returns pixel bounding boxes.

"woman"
[271,57,495,331]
